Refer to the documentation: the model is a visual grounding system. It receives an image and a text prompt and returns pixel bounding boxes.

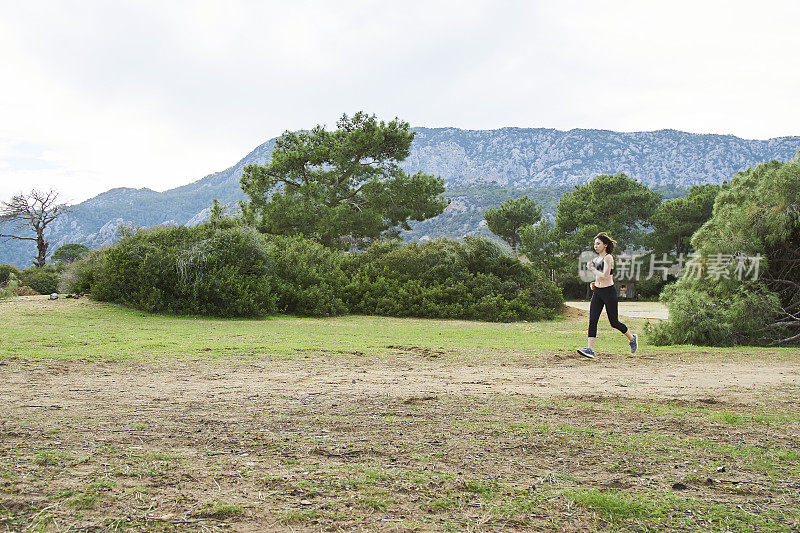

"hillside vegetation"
[2,127,797,267]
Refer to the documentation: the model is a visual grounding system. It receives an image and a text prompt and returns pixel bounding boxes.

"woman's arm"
[601,255,614,281]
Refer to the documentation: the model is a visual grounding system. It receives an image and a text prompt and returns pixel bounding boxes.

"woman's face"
[594,238,606,253]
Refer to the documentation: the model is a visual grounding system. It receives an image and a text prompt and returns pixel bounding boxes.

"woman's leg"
[587,289,604,348]
[603,287,633,340]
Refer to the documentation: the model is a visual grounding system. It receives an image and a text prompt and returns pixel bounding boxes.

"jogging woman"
[577,232,638,358]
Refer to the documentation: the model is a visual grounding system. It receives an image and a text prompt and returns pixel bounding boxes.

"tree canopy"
[650,156,800,345]
[648,183,722,255]
[240,112,448,249]
[518,220,560,275]
[552,173,662,256]
[484,196,542,256]
[52,243,90,264]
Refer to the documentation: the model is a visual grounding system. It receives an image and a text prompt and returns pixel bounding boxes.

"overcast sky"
[1,0,798,204]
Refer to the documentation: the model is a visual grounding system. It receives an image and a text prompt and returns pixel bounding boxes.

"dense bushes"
[646,279,781,346]
[268,235,349,316]
[648,156,800,345]
[558,277,587,300]
[64,227,563,321]
[344,237,563,321]
[85,226,277,317]
[19,266,60,295]
[0,264,20,286]
[0,268,19,299]
[59,250,105,293]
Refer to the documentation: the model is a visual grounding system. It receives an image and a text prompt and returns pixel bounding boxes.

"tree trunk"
[34,232,48,267]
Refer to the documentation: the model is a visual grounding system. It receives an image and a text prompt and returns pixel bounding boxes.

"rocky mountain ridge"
[2,127,798,268]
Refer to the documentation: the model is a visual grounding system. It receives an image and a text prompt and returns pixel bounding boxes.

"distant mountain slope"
[403,127,800,187]
[1,128,798,268]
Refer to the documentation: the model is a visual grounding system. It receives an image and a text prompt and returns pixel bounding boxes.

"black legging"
[588,285,628,337]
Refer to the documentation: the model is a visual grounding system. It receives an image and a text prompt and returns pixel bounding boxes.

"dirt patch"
[560,304,587,319]
[1,350,799,531]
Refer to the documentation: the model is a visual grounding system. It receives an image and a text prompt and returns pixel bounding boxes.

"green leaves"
[649,184,722,255]
[693,159,800,256]
[553,173,662,255]
[519,222,562,273]
[52,243,90,264]
[484,196,543,255]
[344,237,563,321]
[652,158,800,346]
[241,112,448,249]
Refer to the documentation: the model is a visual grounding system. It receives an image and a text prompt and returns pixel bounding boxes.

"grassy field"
[0,297,792,361]
[0,297,593,360]
[1,296,799,531]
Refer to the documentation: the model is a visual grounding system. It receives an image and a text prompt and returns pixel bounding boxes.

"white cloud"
[0,0,797,204]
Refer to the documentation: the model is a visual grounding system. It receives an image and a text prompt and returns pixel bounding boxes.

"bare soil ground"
[1,324,799,530]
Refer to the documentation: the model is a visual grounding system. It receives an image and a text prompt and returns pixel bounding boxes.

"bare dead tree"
[0,189,70,267]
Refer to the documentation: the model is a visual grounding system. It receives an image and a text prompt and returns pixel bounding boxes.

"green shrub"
[559,276,587,300]
[0,264,20,286]
[266,235,349,316]
[59,249,107,293]
[649,156,799,346]
[647,279,781,346]
[76,228,563,322]
[344,237,563,321]
[19,266,60,295]
[92,225,277,317]
[636,275,675,299]
[0,272,19,299]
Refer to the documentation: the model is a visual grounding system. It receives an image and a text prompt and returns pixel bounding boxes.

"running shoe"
[630,333,638,354]
[577,348,595,359]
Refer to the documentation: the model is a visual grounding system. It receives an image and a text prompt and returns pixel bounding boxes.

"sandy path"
[565,300,670,320]
[3,354,798,411]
